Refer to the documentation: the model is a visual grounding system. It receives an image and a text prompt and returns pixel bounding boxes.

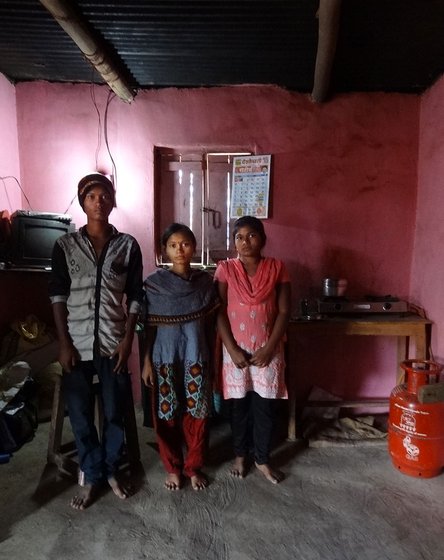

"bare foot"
[164,473,181,491]
[190,471,208,491]
[70,484,97,510]
[108,476,131,499]
[255,462,284,484]
[230,456,247,478]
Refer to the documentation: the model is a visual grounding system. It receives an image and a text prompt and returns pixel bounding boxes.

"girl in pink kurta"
[215,216,291,484]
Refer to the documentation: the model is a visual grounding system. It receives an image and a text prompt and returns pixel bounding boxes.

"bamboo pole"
[39,0,135,103]
[311,0,342,103]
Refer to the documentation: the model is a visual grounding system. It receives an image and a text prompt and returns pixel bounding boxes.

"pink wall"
[0,74,21,213]
[412,75,444,364]
[11,81,420,402]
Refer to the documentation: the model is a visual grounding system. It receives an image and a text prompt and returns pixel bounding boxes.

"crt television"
[9,211,75,269]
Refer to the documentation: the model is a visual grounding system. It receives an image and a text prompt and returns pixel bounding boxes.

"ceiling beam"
[311,0,342,103]
[39,0,135,103]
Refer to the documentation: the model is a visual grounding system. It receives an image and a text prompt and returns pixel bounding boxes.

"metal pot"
[322,278,348,297]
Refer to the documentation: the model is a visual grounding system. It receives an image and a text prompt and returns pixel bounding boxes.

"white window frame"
[154,148,251,268]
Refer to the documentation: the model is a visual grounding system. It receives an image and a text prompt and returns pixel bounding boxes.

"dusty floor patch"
[1,408,443,560]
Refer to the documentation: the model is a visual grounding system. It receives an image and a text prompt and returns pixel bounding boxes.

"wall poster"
[230,154,271,219]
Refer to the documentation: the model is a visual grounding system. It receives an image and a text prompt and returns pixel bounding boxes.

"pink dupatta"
[217,257,284,304]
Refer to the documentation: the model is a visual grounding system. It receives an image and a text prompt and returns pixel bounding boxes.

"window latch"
[202,207,221,229]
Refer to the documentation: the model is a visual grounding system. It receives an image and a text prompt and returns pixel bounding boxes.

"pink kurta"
[215,257,290,400]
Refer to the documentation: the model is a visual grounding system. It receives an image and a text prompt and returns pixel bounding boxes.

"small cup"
[322,278,348,297]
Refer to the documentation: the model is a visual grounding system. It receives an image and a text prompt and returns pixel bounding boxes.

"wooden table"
[286,314,432,440]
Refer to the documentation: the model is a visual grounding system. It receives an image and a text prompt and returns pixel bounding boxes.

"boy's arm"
[113,239,144,372]
[52,301,79,372]
[113,312,139,373]
[49,242,78,372]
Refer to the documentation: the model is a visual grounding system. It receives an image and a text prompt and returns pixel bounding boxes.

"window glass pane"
[154,148,250,267]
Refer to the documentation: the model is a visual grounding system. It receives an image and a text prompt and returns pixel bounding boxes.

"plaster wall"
[412,75,444,363]
[12,81,420,401]
[0,73,21,213]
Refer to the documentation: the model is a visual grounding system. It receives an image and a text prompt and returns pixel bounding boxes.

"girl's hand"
[229,346,252,369]
[142,362,155,388]
[250,344,274,368]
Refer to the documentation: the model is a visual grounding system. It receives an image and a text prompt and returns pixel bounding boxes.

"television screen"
[9,212,75,269]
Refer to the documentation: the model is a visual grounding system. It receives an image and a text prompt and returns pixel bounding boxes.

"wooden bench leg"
[47,375,64,464]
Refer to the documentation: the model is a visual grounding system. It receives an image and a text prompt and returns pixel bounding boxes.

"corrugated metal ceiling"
[0,0,444,98]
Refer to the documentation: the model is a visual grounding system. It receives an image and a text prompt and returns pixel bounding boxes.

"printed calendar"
[230,155,271,219]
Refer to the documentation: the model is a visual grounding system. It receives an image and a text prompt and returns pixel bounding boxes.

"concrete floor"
[1,408,444,560]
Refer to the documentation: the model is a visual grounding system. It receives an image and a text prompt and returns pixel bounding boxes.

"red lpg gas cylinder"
[388,360,444,478]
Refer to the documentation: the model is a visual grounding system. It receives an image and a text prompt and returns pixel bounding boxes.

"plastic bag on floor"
[0,375,38,453]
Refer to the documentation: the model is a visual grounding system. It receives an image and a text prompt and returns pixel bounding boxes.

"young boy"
[49,173,143,509]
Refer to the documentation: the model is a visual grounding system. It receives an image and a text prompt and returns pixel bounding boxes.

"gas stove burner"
[365,294,400,302]
[317,296,408,314]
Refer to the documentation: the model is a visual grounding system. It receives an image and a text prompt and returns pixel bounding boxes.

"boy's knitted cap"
[78,173,115,209]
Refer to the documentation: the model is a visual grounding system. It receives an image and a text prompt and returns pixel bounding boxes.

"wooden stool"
[47,374,140,480]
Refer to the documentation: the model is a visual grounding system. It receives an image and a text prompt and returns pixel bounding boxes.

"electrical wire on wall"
[94,85,118,194]
[0,176,33,213]
[63,79,119,214]
[104,89,118,199]
[90,78,103,171]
